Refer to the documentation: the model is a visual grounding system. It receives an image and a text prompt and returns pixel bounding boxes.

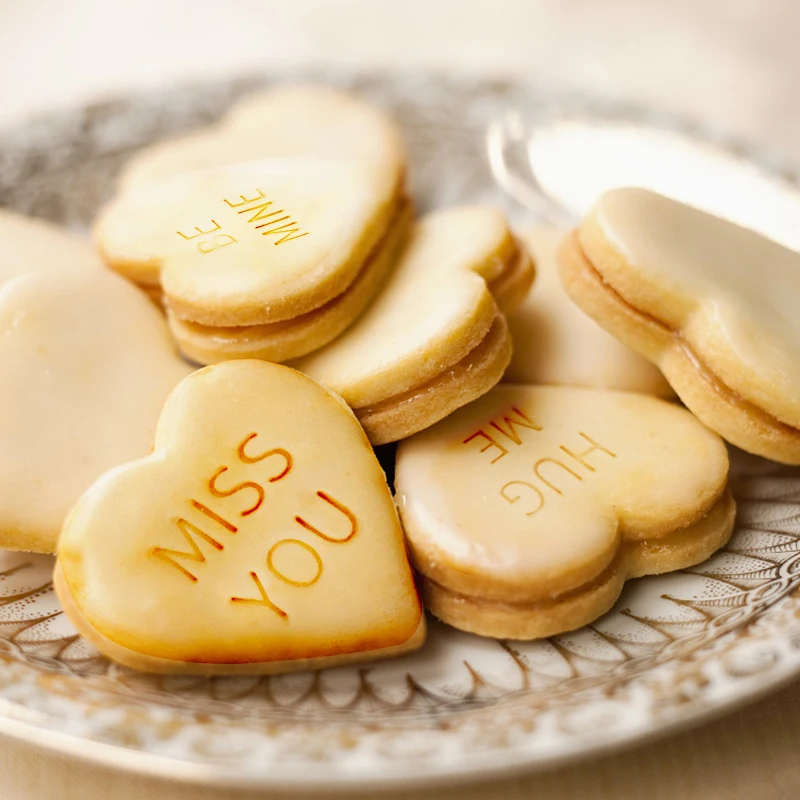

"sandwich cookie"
[559,187,800,463]
[396,384,734,639]
[0,270,193,553]
[0,208,102,285]
[56,361,425,674]
[505,227,672,396]
[95,158,406,362]
[118,84,407,197]
[294,207,534,444]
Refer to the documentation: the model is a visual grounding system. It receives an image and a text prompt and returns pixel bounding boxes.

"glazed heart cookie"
[95,158,404,362]
[293,207,534,444]
[505,227,672,396]
[55,361,424,674]
[560,187,800,463]
[395,384,734,639]
[0,208,102,284]
[0,270,193,554]
[118,85,406,196]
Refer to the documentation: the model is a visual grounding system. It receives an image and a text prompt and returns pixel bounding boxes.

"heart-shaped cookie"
[559,188,800,463]
[395,384,733,639]
[0,209,102,285]
[118,85,406,196]
[95,158,405,362]
[505,226,672,396]
[0,270,193,554]
[293,207,534,444]
[56,361,424,674]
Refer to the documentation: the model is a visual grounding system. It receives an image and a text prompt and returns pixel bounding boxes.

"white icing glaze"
[582,188,800,426]
[0,270,193,553]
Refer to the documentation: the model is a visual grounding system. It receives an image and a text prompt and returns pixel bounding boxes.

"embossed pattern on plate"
[2,73,800,790]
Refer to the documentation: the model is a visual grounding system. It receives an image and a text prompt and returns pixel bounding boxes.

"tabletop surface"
[1,2,799,798]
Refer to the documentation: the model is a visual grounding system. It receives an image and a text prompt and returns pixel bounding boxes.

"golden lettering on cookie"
[293,207,535,444]
[396,384,734,640]
[560,187,800,463]
[56,361,424,674]
[0,270,193,554]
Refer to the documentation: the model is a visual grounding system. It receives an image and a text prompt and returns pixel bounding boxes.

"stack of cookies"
[2,84,798,675]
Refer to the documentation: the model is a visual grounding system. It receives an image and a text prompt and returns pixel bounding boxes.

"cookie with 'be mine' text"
[95,158,406,363]
[56,361,424,674]
[504,226,672,396]
[396,385,734,639]
[293,207,534,444]
[0,270,193,554]
[560,187,800,464]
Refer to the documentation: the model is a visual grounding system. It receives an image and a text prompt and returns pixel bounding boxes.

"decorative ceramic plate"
[2,73,800,792]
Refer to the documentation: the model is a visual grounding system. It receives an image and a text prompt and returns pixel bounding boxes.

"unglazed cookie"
[504,227,671,396]
[95,158,405,362]
[0,209,102,284]
[396,384,733,639]
[293,207,534,445]
[560,188,800,464]
[119,85,406,196]
[0,271,193,554]
[56,361,424,674]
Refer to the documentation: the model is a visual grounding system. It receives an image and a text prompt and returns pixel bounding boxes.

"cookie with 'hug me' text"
[396,384,734,639]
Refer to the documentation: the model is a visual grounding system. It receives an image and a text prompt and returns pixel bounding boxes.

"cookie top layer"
[505,227,671,395]
[119,85,406,195]
[396,384,728,601]
[295,206,530,408]
[57,361,422,666]
[0,210,101,285]
[579,188,800,427]
[96,158,399,326]
[0,271,193,553]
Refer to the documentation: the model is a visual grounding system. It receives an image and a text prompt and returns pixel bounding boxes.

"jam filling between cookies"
[573,235,800,441]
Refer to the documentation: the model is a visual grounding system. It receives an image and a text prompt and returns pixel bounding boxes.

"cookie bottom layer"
[559,230,800,464]
[356,314,512,445]
[53,563,426,675]
[422,488,735,640]
[168,200,412,365]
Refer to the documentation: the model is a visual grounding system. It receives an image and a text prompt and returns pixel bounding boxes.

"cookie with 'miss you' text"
[95,157,407,362]
[559,187,800,464]
[293,206,534,444]
[56,360,424,674]
[395,384,734,640]
[0,270,193,554]
[504,226,672,396]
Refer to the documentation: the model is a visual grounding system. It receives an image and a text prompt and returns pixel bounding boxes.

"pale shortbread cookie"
[293,207,534,445]
[560,188,800,464]
[0,271,193,554]
[119,85,406,198]
[396,384,733,640]
[96,158,400,326]
[505,227,671,396]
[0,209,101,284]
[56,361,424,674]
[168,199,413,364]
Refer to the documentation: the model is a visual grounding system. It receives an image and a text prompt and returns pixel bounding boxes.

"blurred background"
[2,0,799,159]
